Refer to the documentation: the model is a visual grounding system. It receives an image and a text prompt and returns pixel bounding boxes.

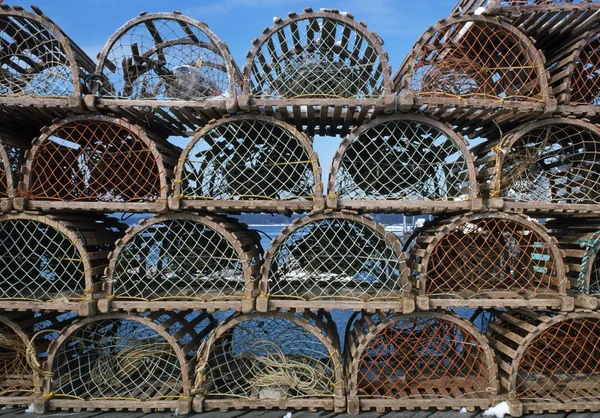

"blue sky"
[8,0,459,184]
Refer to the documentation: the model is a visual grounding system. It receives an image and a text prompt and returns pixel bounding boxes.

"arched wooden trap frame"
[547,219,600,309]
[101,213,263,313]
[0,139,25,213]
[393,15,551,139]
[193,310,344,412]
[451,0,594,15]
[547,26,600,122]
[36,311,217,413]
[89,12,242,137]
[240,7,393,136]
[408,212,570,311]
[327,114,480,214]
[345,311,498,414]
[173,114,324,214]
[0,311,76,408]
[18,114,180,213]
[0,5,94,135]
[476,118,600,215]
[487,309,600,416]
[257,212,412,312]
[0,213,123,315]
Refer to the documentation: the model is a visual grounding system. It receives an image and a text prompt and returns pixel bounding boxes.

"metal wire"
[96,15,232,100]
[110,217,262,301]
[499,122,600,204]
[198,313,337,400]
[178,117,320,201]
[333,118,474,201]
[355,314,492,400]
[265,216,407,301]
[409,19,544,101]
[247,12,387,99]
[25,118,166,203]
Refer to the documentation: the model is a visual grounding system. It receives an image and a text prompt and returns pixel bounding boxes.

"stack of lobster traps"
[1,0,600,416]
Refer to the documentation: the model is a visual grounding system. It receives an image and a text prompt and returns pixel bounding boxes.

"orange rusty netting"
[517,317,600,402]
[356,315,491,399]
[0,322,33,396]
[25,119,162,202]
[411,20,543,101]
[424,218,558,296]
[571,33,600,105]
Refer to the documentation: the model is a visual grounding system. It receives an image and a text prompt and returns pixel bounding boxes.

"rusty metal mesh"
[333,118,474,201]
[356,315,493,399]
[265,217,407,301]
[517,316,600,403]
[247,13,386,99]
[0,321,32,397]
[26,119,164,202]
[51,312,212,401]
[0,12,76,97]
[498,123,600,203]
[414,217,560,296]
[110,218,262,301]
[178,118,319,201]
[409,20,544,101]
[96,16,232,100]
[571,33,600,105]
[197,313,339,400]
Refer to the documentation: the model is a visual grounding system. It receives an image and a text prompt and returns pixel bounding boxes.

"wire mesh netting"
[0,214,119,301]
[24,115,177,203]
[330,116,476,201]
[402,17,546,102]
[349,312,496,402]
[488,310,600,409]
[196,311,342,403]
[0,7,90,98]
[246,9,389,100]
[410,214,563,297]
[50,311,215,401]
[495,120,600,204]
[570,32,600,105]
[263,214,408,301]
[95,13,237,100]
[176,116,321,202]
[108,214,263,301]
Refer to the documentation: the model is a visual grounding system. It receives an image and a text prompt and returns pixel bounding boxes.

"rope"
[578,230,600,293]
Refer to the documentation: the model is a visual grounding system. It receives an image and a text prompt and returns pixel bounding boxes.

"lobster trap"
[408,212,570,310]
[173,114,324,214]
[547,219,600,309]
[0,139,25,213]
[90,12,241,136]
[486,309,600,415]
[19,114,180,213]
[476,118,600,214]
[37,311,217,413]
[240,7,393,136]
[0,5,94,135]
[393,15,550,138]
[328,114,480,214]
[102,213,263,313]
[0,213,124,315]
[193,310,344,412]
[345,311,498,413]
[258,212,412,312]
